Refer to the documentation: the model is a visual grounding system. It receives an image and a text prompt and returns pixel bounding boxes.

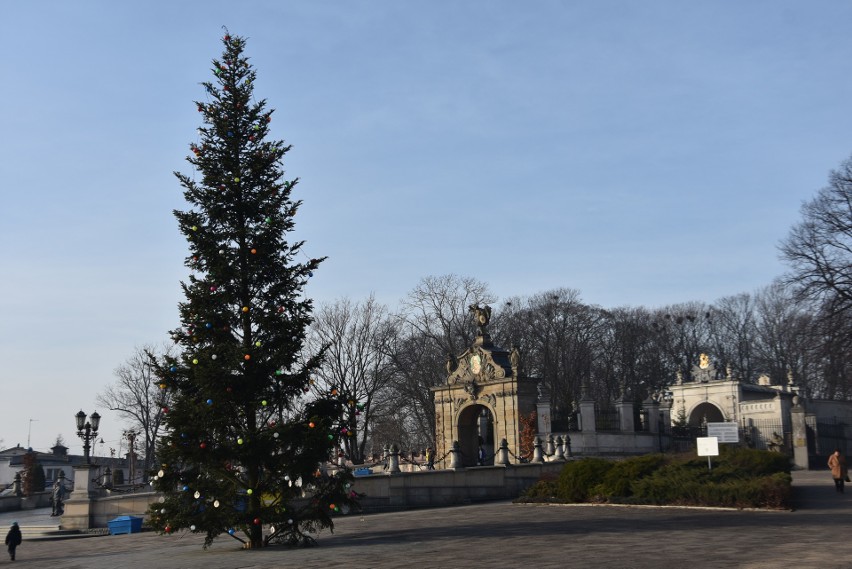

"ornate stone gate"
[431,305,537,467]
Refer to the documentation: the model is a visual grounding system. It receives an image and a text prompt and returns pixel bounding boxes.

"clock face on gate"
[470,354,481,374]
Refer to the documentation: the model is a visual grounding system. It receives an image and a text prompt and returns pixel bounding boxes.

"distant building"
[0,444,132,493]
[667,354,852,466]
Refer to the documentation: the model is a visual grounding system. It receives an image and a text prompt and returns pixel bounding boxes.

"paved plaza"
[1,470,851,568]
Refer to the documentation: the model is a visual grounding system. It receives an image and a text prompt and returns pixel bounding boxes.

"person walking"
[425,447,435,470]
[5,522,21,561]
[828,448,848,493]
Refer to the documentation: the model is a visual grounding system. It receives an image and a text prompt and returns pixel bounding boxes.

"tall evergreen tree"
[148,32,357,550]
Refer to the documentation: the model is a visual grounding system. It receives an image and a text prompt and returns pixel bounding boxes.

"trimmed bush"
[596,454,668,498]
[520,449,792,509]
[557,458,613,502]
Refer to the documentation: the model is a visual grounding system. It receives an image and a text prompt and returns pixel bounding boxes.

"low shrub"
[596,454,668,498]
[521,449,792,509]
[519,480,559,502]
[557,457,613,502]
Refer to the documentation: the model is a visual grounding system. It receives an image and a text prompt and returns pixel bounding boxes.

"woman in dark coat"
[5,521,21,561]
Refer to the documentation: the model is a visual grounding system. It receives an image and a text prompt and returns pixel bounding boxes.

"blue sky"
[1,1,851,456]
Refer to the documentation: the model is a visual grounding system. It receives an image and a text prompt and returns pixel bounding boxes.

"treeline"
[306,275,851,462]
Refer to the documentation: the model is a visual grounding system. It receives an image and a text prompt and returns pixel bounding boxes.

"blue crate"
[108,515,143,535]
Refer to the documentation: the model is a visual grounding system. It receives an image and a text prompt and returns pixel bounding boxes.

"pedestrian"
[828,448,848,493]
[5,521,21,561]
[477,444,486,466]
[425,447,435,470]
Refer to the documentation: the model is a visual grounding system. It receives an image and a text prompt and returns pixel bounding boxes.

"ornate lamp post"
[75,410,101,464]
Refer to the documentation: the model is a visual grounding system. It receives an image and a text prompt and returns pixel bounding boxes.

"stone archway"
[431,304,538,466]
[688,402,725,426]
[457,404,495,466]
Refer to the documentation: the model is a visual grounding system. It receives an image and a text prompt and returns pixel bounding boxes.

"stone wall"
[350,462,564,512]
[87,491,161,529]
[0,492,51,513]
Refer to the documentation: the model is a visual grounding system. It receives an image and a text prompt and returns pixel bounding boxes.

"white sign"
[696,436,719,457]
[706,422,739,443]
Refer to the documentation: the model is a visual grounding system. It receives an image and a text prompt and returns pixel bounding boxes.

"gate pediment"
[446,336,513,384]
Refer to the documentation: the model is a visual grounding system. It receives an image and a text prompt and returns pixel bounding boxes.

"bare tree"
[399,274,496,357]
[381,275,495,448]
[97,343,173,476]
[752,283,818,393]
[708,293,759,382]
[780,154,852,315]
[306,295,397,464]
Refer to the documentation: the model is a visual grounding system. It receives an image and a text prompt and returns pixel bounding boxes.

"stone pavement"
[1,470,851,568]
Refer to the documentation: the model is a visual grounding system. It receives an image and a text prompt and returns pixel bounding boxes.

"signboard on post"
[697,436,719,471]
[696,437,719,457]
[706,422,739,443]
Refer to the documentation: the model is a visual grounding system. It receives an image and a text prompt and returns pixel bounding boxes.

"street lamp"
[75,410,101,464]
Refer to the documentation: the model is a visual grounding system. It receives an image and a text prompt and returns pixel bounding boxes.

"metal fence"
[551,412,580,432]
[595,407,620,431]
[810,416,852,469]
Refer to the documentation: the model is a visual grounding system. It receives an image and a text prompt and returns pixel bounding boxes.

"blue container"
[108,515,143,535]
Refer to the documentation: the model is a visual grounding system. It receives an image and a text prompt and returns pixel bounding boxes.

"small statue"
[445,353,458,376]
[510,346,520,370]
[468,304,492,334]
[51,478,67,516]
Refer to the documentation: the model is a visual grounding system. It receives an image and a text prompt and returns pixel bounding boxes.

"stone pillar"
[387,444,401,474]
[618,397,635,432]
[579,397,596,433]
[790,397,809,470]
[545,433,555,457]
[496,438,510,466]
[659,402,672,429]
[449,440,463,470]
[554,436,565,461]
[536,401,552,437]
[13,473,21,497]
[563,433,572,457]
[532,437,544,463]
[61,464,97,530]
[643,397,660,433]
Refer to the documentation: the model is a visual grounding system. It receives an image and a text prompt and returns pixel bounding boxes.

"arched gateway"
[431,305,537,467]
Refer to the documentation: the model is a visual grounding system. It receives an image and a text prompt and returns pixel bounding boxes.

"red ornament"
[200,442,206,449]
[253,518,261,525]
[164,526,171,533]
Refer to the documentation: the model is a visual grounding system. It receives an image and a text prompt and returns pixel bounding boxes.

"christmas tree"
[148,32,357,550]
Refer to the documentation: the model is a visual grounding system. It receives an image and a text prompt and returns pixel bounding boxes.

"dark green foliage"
[715,446,791,477]
[557,458,613,502]
[595,453,667,498]
[147,33,357,549]
[524,450,792,509]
